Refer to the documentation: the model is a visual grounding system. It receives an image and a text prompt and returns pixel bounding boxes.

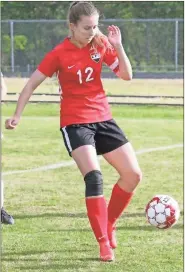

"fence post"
[10,20,15,73]
[175,20,179,72]
[146,23,150,65]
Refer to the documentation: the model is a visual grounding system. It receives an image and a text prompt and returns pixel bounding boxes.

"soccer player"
[5,1,142,261]
[1,73,14,224]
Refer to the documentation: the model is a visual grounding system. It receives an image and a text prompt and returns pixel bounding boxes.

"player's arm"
[0,74,8,101]
[114,44,132,80]
[5,70,47,129]
[6,49,59,129]
[108,25,132,81]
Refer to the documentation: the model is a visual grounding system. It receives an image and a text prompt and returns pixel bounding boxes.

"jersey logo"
[68,65,75,69]
[90,52,101,63]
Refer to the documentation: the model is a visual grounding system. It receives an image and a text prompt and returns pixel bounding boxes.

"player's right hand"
[5,116,20,129]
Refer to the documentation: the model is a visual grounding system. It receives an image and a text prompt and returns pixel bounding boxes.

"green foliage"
[2,35,11,53]
[14,35,28,50]
[1,2,184,71]
[1,1,184,19]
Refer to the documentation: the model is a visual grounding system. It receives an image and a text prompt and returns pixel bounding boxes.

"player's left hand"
[107,25,122,47]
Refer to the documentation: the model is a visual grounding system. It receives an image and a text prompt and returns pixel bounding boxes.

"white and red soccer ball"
[145,195,180,229]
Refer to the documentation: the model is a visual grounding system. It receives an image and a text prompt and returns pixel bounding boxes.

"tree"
[1,1,184,20]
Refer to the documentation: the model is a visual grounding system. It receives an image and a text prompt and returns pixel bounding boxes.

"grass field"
[4,77,184,96]
[1,103,183,272]
[3,78,184,106]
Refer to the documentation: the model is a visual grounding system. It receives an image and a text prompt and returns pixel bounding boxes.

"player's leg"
[72,145,114,261]
[104,143,142,248]
[61,125,114,261]
[1,180,14,225]
[95,119,142,248]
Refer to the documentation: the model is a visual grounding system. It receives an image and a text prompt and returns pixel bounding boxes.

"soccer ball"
[145,195,180,229]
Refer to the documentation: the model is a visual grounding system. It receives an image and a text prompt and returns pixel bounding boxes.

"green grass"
[2,104,183,272]
[2,103,183,119]
[4,78,184,96]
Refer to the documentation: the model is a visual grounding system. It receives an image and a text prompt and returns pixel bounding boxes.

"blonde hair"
[67,1,112,50]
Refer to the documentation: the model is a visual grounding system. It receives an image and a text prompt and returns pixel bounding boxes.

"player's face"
[70,15,99,46]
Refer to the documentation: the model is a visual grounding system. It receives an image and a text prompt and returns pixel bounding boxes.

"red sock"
[108,183,134,226]
[86,196,109,244]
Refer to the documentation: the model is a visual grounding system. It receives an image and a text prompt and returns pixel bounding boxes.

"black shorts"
[60,119,128,157]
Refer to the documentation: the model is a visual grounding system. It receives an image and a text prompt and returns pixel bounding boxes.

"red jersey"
[38,37,119,127]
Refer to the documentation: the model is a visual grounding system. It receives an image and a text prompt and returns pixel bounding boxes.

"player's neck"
[70,37,88,49]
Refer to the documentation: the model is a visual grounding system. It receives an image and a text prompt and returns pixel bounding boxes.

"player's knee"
[134,169,142,184]
[132,169,142,185]
[120,168,142,190]
[84,170,103,197]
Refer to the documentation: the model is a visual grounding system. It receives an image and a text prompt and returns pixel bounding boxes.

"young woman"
[5,1,142,261]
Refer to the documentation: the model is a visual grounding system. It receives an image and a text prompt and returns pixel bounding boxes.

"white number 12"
[77,67,94,84]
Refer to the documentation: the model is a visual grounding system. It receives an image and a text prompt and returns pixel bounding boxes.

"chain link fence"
[1,19,184,78]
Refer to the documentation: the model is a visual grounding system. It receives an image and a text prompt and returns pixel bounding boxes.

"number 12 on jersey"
[77,67,94,84]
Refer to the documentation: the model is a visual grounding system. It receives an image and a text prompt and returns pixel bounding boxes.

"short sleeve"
[37,50,59,77]
[103,47,119,74]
